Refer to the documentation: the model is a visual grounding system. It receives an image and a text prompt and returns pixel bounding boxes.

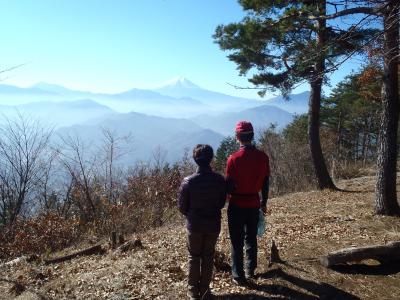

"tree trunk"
[375,1,400,216]
[364,118,372,165]
[361,120,367,165]
[336,111,342,160]
[354,130,359,163]
[308,0,336,190]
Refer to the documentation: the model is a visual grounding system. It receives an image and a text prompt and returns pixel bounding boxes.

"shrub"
[259,125,317,196]
[0,212,80,259]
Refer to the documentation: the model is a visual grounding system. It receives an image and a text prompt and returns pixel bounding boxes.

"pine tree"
[322,69,381,164]
[214,136,239,173]
[214,0,375,190]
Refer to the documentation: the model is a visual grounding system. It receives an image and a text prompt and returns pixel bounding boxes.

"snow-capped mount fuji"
[154,76,202,90]
[153,76,262,110]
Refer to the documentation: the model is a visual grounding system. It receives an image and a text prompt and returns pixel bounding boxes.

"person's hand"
[266,206,272,214]
[261,205,267,215]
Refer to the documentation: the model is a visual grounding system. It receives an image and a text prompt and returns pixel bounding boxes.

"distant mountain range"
[0,99,113,127]
[0,78,309,162]
[56,111,225,163]
[263,92,309,114]
[0,77,309,116]
[192,104,294,136]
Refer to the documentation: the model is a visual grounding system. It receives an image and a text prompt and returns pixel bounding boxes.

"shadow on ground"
[253,268,360,300]
[215,293,281,299]
[331,260,400,276]
[336,188,373,194]
[214,267,359,299]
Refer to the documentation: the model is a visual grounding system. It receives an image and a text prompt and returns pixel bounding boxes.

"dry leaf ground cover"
[1,174,400,299]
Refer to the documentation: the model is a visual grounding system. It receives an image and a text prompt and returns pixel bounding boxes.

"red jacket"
[226,145,270,208]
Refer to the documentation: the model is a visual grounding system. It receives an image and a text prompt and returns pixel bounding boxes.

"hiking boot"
[187,291,200,300]
[245,271,256,280]
[199,287,213,300]
[232,277,248,286]
[187,286,200,300]
[199,290,213,300]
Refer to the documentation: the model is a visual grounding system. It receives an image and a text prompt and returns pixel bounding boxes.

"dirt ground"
[1,174,400,299]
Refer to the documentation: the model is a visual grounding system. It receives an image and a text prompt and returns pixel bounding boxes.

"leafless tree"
[32,147,59,211]
[57,133,100,222]
[100,127,133,204]
[0,114,53,226]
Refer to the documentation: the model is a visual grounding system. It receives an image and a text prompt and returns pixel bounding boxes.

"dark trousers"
[187,232,219,298]
[228,203,259,279]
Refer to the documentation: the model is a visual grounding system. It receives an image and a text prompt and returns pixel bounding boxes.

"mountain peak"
[32,82,76,94]
[155,76,201,90]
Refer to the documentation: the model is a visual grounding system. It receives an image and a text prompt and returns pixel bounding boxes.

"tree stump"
[118,234,125,245]
[111,232,117,249]
[269,239,283,266]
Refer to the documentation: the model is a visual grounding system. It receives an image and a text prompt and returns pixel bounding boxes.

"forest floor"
[1,173,400,300]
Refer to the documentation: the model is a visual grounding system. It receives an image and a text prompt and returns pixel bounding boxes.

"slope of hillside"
[1,175,399,299]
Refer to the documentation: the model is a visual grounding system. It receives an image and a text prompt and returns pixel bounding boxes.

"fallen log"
[44,244,105,265]
[117,238,143,253]
[320,241,400,267]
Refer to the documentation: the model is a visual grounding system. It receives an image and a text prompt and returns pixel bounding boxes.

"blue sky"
[0,0,362,99]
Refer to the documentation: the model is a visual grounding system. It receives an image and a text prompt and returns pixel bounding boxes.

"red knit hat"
[235,121,254,133]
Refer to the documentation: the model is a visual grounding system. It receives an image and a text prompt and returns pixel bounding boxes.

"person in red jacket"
[226,121,270,285]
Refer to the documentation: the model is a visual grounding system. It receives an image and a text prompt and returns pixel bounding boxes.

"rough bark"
[375,1,400,216]
[320,241,400,267]
[308,0,337,190]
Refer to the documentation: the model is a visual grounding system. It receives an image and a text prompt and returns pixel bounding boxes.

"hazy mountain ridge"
[0,78,309,117]
[264,91,310,114]
[192,104,295,136]
[153,77,262,110]
[56,111,224,163]
[0,79,309,162]
[0,99,114,127]
[0,83,56,95]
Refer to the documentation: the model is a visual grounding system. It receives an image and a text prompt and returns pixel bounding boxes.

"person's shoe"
[245,271,256,280]
[187,289,200,300]
[187,291,200,300]
[199,290,213,300]
[199,286,212,300]
[232,277,248,286]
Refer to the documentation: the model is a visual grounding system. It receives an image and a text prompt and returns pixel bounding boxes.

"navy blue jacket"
[178,166,226,233]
